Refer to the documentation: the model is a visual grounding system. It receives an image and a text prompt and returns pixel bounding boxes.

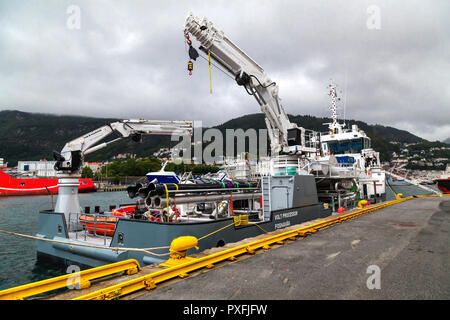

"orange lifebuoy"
[111,205,136,217]
[337,207,346,213]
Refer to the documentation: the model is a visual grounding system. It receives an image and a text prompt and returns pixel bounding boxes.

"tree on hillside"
[81,166,93,178]
[101,158,162,177]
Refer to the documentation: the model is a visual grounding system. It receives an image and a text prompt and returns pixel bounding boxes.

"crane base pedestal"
[54,177,82,231]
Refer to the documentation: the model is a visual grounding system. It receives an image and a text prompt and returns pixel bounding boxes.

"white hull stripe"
[0,185,59,192]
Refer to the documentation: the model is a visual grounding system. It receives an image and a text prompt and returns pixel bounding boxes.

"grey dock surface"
[130,197,450,300]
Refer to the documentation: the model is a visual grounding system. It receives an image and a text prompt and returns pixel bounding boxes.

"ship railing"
[306,162,358,179]
[68,212,117,246]
[303,129,320,150]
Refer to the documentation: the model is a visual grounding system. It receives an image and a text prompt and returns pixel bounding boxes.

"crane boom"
[184,12,317,156]
[54,119,193,174]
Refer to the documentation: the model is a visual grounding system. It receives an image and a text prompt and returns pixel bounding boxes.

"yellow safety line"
[73,196,416,300]
[0,259,141,300]
[414,194,449,198]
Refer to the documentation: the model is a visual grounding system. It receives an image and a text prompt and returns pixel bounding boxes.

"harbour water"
[0,185,440,291]
[0,191,130,291]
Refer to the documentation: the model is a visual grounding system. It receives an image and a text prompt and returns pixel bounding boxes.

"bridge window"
[328,139,363,155]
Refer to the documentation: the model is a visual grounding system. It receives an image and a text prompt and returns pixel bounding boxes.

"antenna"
[343,68,348,128]
[330,80,338,126]
[325,79,344,134]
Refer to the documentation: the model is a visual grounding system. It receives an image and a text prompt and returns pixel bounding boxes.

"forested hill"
[214,113,426,161]
[0,110,171,166]
[0,110,428,166]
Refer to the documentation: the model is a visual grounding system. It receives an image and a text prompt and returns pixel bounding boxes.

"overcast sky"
[0,0,449,141]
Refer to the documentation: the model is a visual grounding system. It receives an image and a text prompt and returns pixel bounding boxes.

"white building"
[83,162,102,172]
[17,160,57,177]
[0,158,6,167]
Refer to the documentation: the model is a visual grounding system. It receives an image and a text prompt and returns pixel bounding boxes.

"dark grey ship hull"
[36,175,331,269]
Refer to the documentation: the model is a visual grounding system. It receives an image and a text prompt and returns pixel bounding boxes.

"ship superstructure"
[315,81,386,204]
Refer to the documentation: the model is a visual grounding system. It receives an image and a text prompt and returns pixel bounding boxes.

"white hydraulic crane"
[52,119,193,219]
[53,119,193,174]
[184,12,318,156]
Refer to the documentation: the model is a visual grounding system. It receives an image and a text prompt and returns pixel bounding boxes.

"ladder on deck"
[262,176,271,220]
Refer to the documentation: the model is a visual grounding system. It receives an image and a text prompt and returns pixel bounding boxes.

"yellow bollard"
[160,236,199,267]
[169,236,199,254]
[358,200,368,208]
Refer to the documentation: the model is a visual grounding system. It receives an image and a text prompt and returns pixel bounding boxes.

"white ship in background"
[310,81,386,204]
[232,81,386,210]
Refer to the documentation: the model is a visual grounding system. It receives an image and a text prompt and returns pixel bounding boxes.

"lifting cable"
[208,50,213,93]
[197,52,235,81]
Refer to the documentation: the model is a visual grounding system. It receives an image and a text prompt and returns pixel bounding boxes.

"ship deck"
[68,231,113,247]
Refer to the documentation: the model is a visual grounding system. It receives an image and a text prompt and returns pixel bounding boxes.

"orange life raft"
[79,215,119,236]
[79,205,137,236]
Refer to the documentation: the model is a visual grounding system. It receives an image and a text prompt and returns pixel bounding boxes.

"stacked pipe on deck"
[126,179,261,208]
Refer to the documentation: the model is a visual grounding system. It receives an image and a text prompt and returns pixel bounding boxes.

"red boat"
[435,178,450,194]
[0,169,96,196]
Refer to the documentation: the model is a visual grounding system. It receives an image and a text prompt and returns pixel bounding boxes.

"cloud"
[0,0,448,141]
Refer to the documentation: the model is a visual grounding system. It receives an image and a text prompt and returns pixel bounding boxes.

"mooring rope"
[197,216,269,242]
[0,229,171,257]
[197,221,236,241]
[248,223,269,234]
